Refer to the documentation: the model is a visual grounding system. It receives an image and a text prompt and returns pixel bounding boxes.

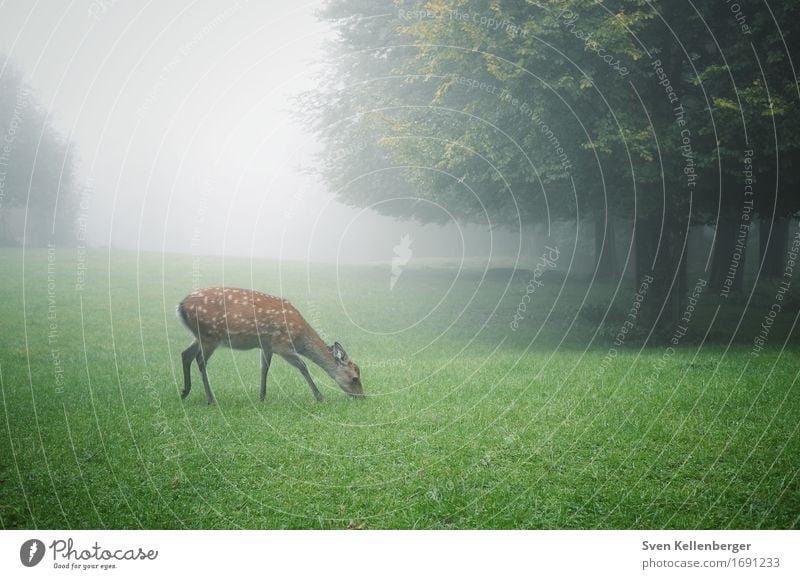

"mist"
[2,0,799,540]
[0,0,527,264]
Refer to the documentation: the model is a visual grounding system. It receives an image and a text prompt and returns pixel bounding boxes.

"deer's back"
[178,287,308,352]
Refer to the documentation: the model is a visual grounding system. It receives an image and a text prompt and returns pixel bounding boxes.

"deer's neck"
[299,331,338,377]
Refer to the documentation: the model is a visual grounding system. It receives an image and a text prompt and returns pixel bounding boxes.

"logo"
[390,233,413,290]
[20,539,46,567]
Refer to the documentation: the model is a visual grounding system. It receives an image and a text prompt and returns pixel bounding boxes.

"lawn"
[0,247,798,529]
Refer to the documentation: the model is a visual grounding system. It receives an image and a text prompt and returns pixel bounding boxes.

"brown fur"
[177,287,363,403]
[180,287,307,353]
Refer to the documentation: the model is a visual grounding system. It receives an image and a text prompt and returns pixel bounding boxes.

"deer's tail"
[176,300,192,331]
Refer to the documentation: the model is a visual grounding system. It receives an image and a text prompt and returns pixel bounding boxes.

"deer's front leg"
[282,354,323,401]
[196,341,218,405]
[260,349,273,402]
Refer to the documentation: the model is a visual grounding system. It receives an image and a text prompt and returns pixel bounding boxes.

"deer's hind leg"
[181,342,200,399]
[196,337,219,405]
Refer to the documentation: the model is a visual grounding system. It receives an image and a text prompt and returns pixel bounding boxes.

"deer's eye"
[352,377,360,385]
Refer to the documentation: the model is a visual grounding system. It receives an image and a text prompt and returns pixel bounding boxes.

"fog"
[0,0,525,264]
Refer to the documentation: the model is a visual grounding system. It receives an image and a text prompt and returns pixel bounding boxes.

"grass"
[0,247,798,529]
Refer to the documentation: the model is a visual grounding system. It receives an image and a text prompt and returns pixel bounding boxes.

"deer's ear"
[332,342,348,364]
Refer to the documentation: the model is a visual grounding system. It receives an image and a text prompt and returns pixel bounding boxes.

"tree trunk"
[674,237,688,327]
[635,213,686,341]
[760,217,789,279]
[595,216,617,280]
[711,217,748,294]
[634,216,656,288]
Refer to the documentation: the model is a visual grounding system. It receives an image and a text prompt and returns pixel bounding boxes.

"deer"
[176,287,363,404]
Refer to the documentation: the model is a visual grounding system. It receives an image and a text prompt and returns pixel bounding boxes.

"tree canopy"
[302,0,799,332]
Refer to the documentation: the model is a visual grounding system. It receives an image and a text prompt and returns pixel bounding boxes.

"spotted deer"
[177,287,363,404]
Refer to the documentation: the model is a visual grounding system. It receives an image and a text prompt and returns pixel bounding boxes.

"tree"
[305,0,800,337]
[681,0,800,289]
[0,60,77,245]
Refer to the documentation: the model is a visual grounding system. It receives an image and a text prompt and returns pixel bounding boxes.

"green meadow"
[0,248,798,529]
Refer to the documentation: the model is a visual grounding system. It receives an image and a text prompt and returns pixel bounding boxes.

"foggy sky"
[0,0,526,264]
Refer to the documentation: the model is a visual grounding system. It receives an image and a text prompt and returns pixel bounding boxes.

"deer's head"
[329,342,363,397]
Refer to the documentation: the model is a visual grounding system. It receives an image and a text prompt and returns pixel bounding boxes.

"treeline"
[303,0,800,333]
[0,61,77,246]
